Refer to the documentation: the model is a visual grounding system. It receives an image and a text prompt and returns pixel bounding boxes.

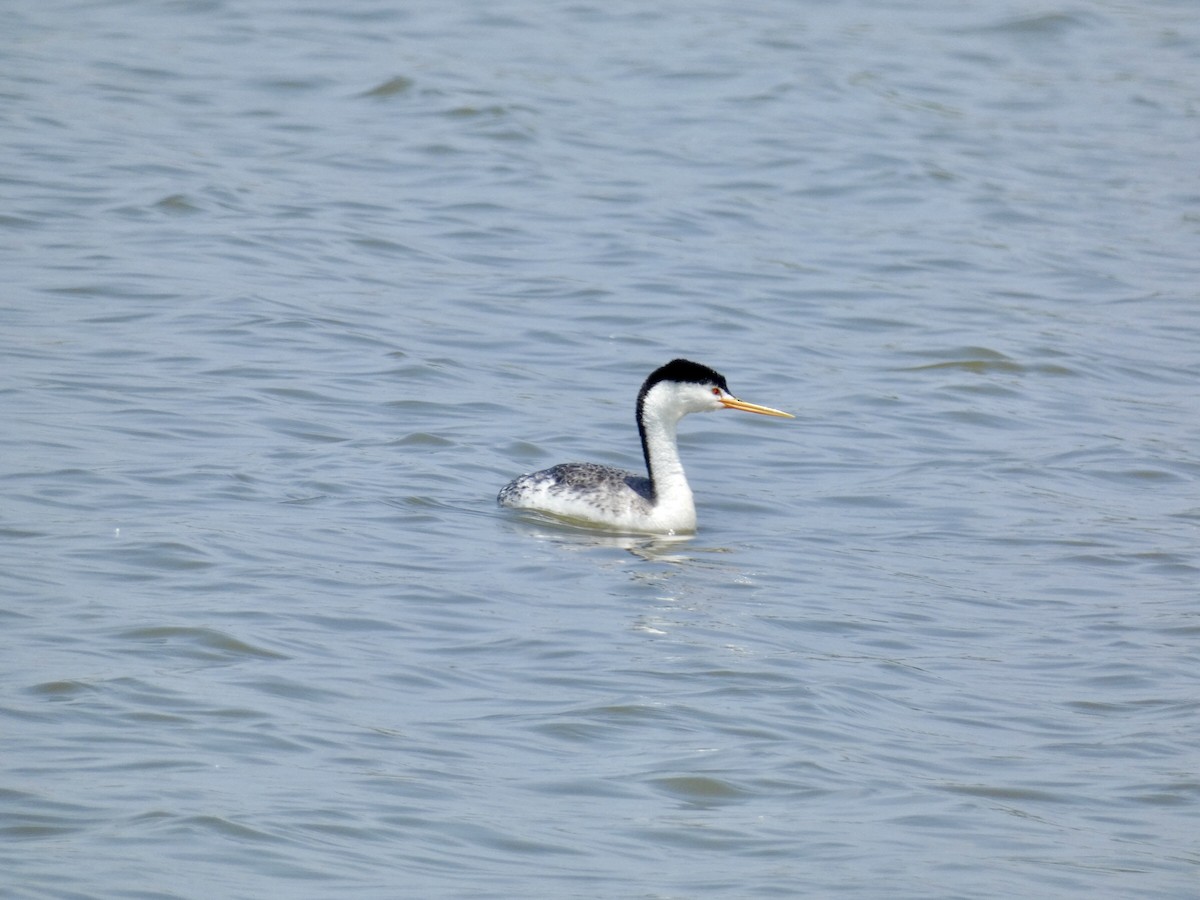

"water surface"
[3,1,1198,897]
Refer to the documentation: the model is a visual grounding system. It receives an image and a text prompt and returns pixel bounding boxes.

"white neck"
[638,385,696,524]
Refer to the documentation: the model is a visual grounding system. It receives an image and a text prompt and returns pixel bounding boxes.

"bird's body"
[497,359,792,534]
[497,462,673,532]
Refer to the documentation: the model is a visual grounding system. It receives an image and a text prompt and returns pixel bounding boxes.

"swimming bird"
[497,359,793,534]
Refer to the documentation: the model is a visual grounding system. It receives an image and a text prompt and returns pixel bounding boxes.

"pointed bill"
[719,397,794,418]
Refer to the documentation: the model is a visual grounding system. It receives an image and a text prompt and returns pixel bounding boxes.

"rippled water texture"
[3,1,1198,897]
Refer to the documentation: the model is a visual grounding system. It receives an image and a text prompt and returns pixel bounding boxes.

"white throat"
[638,382,702,527]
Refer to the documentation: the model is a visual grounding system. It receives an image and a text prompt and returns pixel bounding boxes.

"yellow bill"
[719,397,794,418]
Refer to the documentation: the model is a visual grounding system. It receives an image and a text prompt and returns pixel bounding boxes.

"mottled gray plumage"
[497,462,653,521]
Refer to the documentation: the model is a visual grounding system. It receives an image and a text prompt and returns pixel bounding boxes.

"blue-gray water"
[3,1,1198,897]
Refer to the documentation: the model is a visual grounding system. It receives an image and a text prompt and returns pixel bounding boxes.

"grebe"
[497,359,793,534]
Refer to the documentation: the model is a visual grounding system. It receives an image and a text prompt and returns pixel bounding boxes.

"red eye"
[711,387,721,396]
